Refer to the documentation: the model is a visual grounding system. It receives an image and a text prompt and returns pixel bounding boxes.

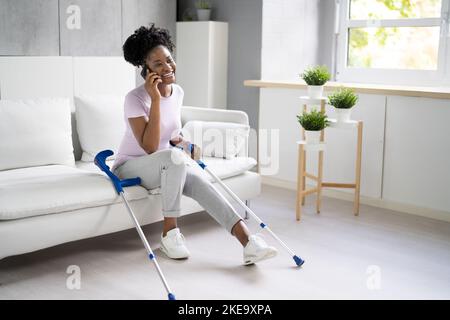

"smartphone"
[140,64,149,80]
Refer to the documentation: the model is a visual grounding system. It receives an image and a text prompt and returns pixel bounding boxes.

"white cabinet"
[176,21,228,109]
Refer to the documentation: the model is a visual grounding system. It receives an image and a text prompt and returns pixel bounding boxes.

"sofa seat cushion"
[76,156,256,195]
[0,165,148,220]
[76,160,115,172]
[76,156,257,182]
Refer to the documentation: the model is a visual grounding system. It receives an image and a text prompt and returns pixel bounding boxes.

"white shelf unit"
[327,118,359,129]
[175,21,228,109]
[296,96,363,221]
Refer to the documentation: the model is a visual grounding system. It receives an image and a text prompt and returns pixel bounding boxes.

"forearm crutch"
[197,159,305,267]
[94,150,176,300]
[177,139,305,267]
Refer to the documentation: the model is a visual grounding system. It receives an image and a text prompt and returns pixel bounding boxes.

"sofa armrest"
[181,106,249,126]
[180,106,250,157]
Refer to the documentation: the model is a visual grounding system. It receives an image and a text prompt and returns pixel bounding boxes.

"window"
[335,0,450,85]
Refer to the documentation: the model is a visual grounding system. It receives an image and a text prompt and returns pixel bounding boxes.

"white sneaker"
[243,234,278,265]
[160,228,190,259]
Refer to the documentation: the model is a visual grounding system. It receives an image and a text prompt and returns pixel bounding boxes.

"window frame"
[335,0,450,86]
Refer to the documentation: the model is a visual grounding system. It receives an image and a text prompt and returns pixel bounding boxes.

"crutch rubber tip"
[168,293,176,300]
[293,255,305,267]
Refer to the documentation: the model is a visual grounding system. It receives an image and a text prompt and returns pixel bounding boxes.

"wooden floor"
[1,185,449,300]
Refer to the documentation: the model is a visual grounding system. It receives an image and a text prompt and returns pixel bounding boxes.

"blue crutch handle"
[196,159,207,169]
[171,142,207,170]
[120,177,142,188]
[94,150,141,194]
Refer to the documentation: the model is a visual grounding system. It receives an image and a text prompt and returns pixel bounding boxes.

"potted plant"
[296,108,329,144]
[300,65,331,99]
[196,0,212,21]
[327,87,358,123]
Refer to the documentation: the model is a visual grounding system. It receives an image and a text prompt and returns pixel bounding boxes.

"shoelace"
[173,233,186,246]
[251,233,268,247]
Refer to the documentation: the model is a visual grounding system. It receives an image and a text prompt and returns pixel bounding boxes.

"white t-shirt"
[112,83,184,171]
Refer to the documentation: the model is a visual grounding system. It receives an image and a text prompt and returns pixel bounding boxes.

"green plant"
[328,88,358,109]
[300,65,331,86]
[296,109,329,131]
[196,0,211,9]
[182,8,196,21]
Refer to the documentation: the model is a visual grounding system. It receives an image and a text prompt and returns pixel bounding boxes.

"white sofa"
[0,96,261,260]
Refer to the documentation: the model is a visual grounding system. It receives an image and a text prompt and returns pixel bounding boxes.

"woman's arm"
[129,71,162,154]
[129,99,160,154]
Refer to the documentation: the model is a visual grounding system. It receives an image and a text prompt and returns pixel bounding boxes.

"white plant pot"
[335,108,352,123]
[304,130,321,144]
[197,9,211,21]
[307,85,324,99]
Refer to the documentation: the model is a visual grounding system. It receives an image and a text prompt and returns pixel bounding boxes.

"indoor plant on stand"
[328,87,358,123]
[297,108,329,144]
[300,65,331,99]
[196,0,212,21]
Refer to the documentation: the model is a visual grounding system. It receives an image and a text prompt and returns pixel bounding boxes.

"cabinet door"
[383,96,450,212]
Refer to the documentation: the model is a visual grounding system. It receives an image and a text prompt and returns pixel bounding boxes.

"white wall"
[261,0,321,80]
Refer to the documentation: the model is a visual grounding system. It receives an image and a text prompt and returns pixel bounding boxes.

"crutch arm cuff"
[94,150,141,194]
[120,177,142,188]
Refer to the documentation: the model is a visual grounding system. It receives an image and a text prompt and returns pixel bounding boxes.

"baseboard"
[261,176,450,223]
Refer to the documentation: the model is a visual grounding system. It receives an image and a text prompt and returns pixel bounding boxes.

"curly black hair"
[123,23,175,67]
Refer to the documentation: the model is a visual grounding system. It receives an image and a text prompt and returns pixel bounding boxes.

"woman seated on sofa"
[112,24,277,265]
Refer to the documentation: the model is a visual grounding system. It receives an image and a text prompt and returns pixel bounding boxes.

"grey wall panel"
[122,0,176,47]
[59,0,122,56]
[0,0,59,55]
[319,0,336,77]
[214,0,262,132]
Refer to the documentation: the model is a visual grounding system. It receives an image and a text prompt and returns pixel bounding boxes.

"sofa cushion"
[76,156,257,182]
[76,156,256,196]
[74,95,125,162]
[75,159,115,172]
[198,156,256,180]
[0,165,148,220]
[0,98,75,171]
[182,121,249,159]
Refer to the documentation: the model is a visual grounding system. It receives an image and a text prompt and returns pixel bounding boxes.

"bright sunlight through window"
[336,0,450,85]
[348,0,441,70]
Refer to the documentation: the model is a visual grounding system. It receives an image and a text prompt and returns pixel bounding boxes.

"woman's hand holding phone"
[183,141,201,161]
[172,139,202,161]
[144,68,162,101]
[191,144,201,161]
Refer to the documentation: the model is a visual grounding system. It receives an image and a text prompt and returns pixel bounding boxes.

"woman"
[112,24,277,265]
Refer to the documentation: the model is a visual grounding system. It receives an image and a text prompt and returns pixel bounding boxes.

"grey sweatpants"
[113,149,243,233]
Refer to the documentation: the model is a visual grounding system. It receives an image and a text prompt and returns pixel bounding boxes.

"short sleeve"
[177,85,184,107]
[178,85,184,96]
[124,93,148,119]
